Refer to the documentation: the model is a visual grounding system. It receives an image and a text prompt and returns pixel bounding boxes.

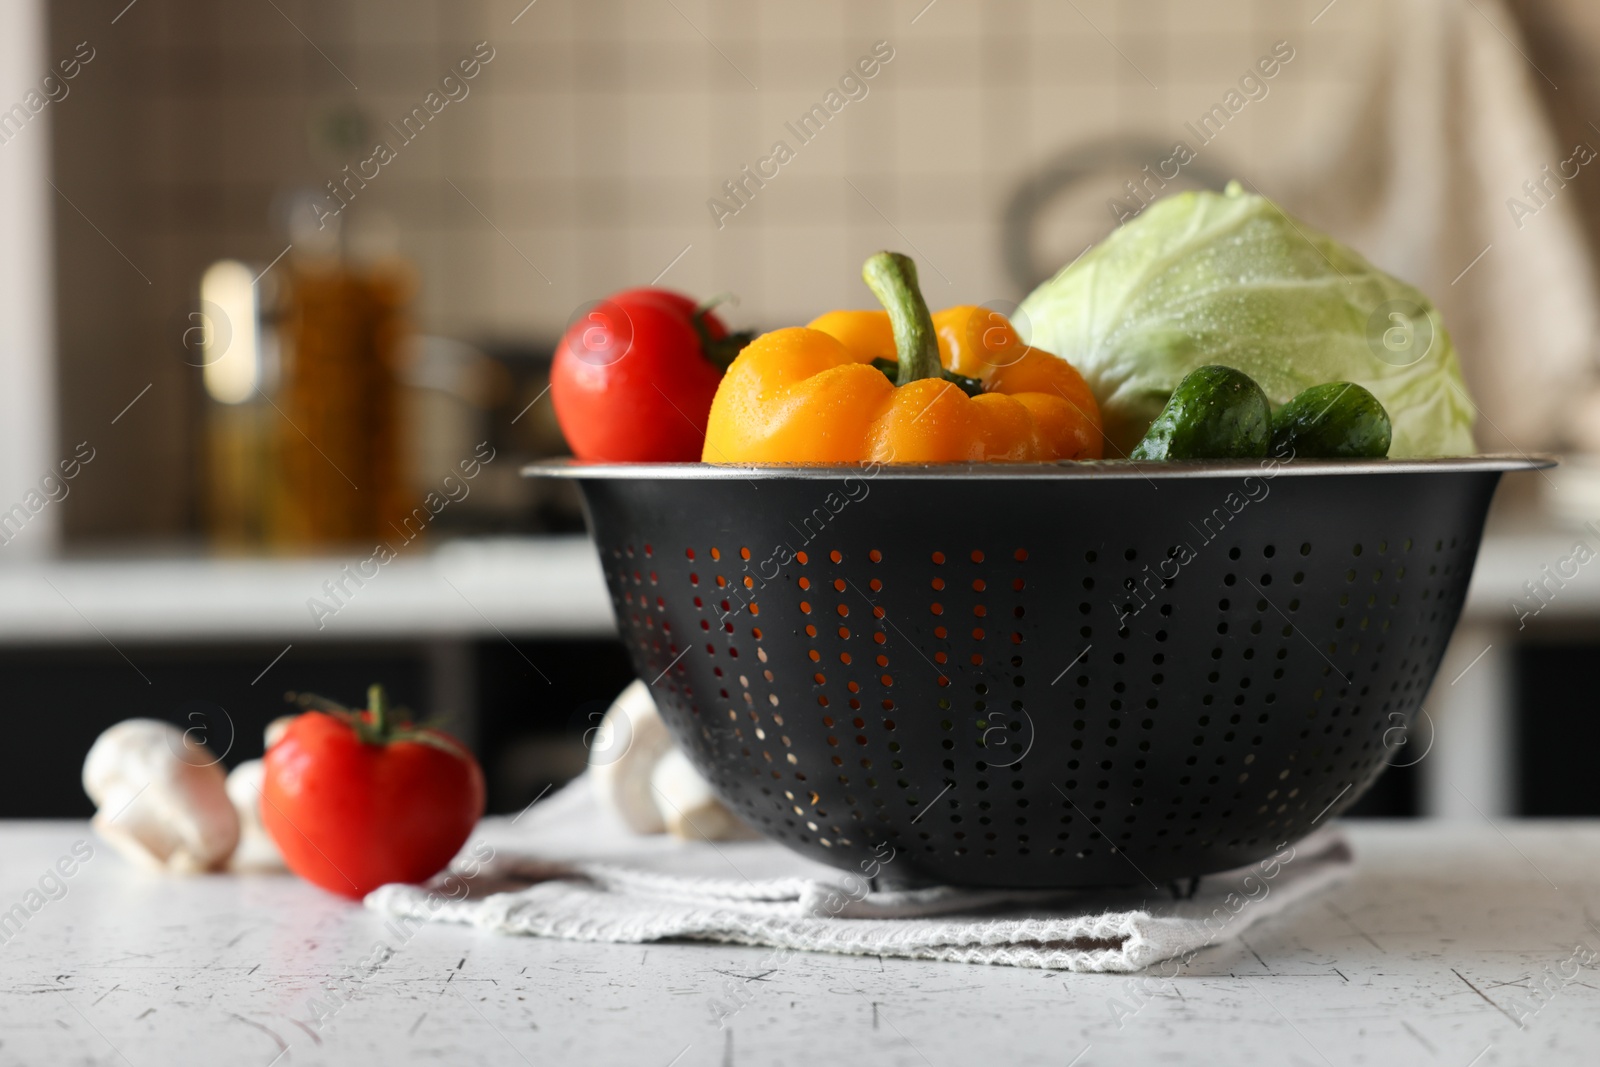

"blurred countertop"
[0,537,613,643]
[0,505,1590,644]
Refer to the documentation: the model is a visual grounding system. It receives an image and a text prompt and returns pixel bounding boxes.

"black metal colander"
[526,456,1545,889]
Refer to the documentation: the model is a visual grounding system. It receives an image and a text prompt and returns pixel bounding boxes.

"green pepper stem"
[863,252,942,386]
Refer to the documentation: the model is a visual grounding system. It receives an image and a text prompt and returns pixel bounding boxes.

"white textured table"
[3,820,1599,1066]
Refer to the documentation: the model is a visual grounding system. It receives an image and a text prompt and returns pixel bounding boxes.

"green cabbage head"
[1017,182,1476,457]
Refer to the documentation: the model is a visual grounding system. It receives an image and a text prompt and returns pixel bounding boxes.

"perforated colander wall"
[578,467,1502,888]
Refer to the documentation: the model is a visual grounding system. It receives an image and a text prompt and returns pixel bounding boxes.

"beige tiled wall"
[427,0,1351,338]
[49,0,1579,540]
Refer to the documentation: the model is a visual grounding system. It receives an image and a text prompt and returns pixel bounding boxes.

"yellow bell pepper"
[702,252,1103,464]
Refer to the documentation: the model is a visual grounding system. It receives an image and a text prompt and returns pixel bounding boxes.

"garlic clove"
[263,715,296,750]
[649,747,758,842]
[587,680,676,835]
[225,759,284,873]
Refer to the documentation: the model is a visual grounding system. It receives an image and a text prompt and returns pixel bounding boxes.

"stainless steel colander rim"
[523,453,1556,482]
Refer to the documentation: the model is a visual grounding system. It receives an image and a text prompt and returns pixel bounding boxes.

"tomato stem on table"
[284,684,471,754]
[367,683,389,738]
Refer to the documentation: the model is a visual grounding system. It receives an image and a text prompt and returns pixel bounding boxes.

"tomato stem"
[288,683,472,756]
[692,295,756,371]
[863,251,942,386]
[368,683,389,739]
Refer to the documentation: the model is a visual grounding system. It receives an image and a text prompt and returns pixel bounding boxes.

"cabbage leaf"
[1017,182,1476,457]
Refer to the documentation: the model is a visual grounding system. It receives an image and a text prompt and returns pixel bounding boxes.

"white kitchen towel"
[365,778,1352,973]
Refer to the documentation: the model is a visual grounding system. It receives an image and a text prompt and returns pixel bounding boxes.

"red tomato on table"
[550,287,750,462]
[261,687,485,899]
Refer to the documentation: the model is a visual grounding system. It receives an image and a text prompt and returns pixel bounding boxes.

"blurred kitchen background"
[5,0,1600,818]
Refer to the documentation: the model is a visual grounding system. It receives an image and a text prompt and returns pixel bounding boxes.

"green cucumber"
[1270,382,1391,459]
[1130,365,1272,460]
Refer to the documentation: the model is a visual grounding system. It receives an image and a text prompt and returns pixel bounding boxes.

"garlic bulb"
[650,747,757,842]
[588,680,752,841]
[225,759,284,873]
[588,680,675,834]
[82,719,240,874]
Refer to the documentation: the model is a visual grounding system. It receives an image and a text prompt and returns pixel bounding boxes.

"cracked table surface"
[1,819,1598,1066]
